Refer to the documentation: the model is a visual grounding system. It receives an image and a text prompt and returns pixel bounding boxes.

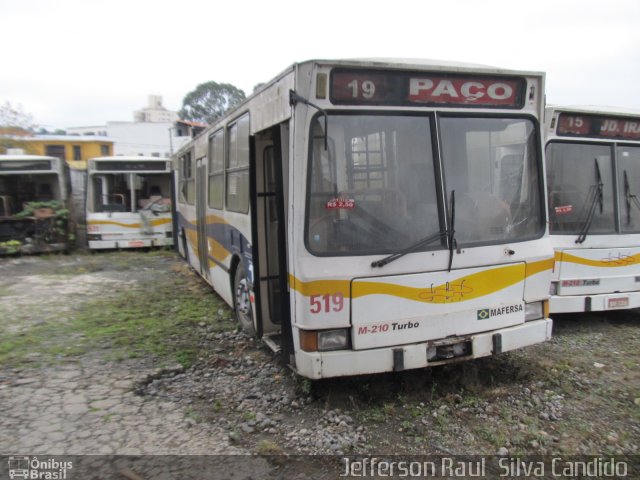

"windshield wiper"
[624,170,640,225]
[448,190,457,272]
[576,159,604,244]
[371,230,447,268]
[371,190,456,269]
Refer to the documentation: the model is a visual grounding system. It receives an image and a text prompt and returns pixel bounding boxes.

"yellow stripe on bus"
[288,276,351,297]
[184,227,231,263]
[209,237,230,262]
[290,258,553,303]
[526,257,555,276]
[557,251,640,268]
[351,263,525,303]
[88,218,171,228]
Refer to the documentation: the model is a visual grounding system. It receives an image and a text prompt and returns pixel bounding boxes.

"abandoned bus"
[174,59,554,378]
[545,106,640,313]
[86,156,173,249]
[0,154,70,254]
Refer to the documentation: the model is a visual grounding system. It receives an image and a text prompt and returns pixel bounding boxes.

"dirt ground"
[1,251,639,476]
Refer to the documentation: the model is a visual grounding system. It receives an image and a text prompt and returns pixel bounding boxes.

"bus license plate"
[608,297,629,309]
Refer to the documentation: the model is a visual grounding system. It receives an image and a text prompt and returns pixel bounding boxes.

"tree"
[0,101,37,154]
[0,101,35,130]
[179,82,246,125]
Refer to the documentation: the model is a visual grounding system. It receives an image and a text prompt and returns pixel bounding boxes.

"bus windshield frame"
[305,111,545,256]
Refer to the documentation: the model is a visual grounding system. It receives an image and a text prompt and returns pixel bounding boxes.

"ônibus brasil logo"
[7,456,73,479]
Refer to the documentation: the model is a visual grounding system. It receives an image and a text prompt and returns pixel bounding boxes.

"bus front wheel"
[234,263,256,335]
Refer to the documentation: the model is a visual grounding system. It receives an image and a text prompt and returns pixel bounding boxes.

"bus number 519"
[310,293,344,313]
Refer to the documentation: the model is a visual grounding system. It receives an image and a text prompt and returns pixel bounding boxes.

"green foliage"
[0,254,234,367]
[12,200,71,244]
[13,200,67,218]
[0,239,21,253]
[179,81,246,124]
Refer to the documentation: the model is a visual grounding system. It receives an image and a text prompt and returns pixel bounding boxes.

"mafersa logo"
[477,304,523,320]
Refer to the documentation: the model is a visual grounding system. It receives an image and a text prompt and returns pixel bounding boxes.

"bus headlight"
[299,329,350,352]
[318,329,350,351]
[524,301,545,322]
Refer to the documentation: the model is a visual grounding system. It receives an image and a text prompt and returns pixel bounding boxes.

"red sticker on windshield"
[555,205,573,215]
[326,198,355,209]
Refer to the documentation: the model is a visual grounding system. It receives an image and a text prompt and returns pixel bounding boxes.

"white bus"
[86,156,173,249]
[174,59,554,379]
[0,154,70,254]
[545,106,640,313]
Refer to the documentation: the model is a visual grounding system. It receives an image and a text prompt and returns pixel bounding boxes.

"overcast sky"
[1,0,638,130]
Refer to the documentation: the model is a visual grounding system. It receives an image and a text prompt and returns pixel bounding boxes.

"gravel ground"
[1,251,639,477]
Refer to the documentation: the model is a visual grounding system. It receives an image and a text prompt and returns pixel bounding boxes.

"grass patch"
[0,253,235,368]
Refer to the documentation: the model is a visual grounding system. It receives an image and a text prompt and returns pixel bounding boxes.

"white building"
[107,120,175,157]
[67,95,195,157]
[133,95,178,123]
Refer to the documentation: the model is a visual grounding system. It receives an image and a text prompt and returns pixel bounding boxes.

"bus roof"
[307,57,543,76]
[0,154,59,161]
[175,57,546,152]
[547,105,640,118]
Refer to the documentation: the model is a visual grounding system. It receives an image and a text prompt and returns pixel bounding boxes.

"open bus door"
[251,123,293,362]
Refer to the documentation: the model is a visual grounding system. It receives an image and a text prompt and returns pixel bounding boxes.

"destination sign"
[0,160,52,171]
[330,68,525,108]
[557,113,640,140]
[94,161,168,172]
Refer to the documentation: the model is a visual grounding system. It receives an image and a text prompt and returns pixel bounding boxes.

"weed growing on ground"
[0,252,234,368]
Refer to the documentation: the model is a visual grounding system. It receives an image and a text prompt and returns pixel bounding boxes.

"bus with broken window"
[545,106,640,313]
[86,156,173,249]
[0,154,71,254]
[174,58,554,378]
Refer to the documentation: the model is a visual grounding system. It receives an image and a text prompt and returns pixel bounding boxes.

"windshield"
[306,115,441,255]
[306,113,544,256]
[546,142,615,235]
[618,145,640,233]
[440,117,543,245]
[88,173,171,214]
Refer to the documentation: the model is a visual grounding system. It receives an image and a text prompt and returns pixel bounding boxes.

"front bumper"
[550,292,640,313]
[88,237,173,250]
[294,318,553,379]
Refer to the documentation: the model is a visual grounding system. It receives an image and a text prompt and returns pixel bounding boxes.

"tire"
[234,263,256,335]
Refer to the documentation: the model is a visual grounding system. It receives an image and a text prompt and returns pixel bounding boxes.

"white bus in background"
[86,156,173,249]
[0,154,71,254]
[545,106,640,313]
[174,58,554,379]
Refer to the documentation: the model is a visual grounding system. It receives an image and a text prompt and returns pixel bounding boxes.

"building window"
[100,145,110,156]
[73,145,81,161]
[350,132,387,190]
[45,145,66,160]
